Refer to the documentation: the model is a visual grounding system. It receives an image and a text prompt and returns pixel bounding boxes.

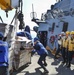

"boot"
[67,62,71,68]
[42,66,49,73]
[61,60,66,65]
[44,69,49,73]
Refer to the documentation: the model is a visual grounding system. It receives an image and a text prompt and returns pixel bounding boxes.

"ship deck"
[13,51,74,75]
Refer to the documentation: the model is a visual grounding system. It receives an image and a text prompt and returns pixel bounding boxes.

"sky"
[0,0,56,38]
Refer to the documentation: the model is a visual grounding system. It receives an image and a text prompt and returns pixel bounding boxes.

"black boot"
[67,62,71,68]
[62,61,65,65]
[44,69,49,73]
[43,61,47,66]
[42,66,49,73]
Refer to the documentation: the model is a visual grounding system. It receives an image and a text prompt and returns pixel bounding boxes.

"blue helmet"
[34,37,39,42]
[0,32,3,38]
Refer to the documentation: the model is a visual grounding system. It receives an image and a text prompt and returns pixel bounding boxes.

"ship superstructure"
[31,0,74,49]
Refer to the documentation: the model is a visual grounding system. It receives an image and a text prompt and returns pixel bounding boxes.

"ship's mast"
[32,4,34,19]
[30,4,37,20]
[32,4,36,19]
[56,0,61,2]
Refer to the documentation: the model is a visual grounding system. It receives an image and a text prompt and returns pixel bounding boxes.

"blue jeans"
[0,66,9,75]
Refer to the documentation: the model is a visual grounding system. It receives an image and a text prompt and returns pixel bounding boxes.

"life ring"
[50,36,55,43]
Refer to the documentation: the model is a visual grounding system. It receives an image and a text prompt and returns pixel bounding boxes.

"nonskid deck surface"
[13,52,74,75]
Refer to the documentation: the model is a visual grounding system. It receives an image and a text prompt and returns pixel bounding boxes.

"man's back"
[34,41,48,55]
[0,40,8,67]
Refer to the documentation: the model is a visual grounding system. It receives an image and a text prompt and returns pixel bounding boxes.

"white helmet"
[61,32,65,35]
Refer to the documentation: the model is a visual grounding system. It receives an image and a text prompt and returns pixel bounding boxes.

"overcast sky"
[0,0,56,37]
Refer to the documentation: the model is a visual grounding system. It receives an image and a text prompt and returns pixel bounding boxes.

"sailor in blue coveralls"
[0,32,9,75]
[33,37,49,73]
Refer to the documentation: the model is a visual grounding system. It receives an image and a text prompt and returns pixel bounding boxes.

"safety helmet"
[61,32,65,35]
[0,32,3,38]
[34,37,39,42]
[66,31,70,35]
[61,32,64,34]
[70,31,74,35]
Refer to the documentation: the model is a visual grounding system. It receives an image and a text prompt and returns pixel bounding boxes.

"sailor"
[32,37,49,73]
[0,32,9,75]
[62,31,70,65]
[67,31,74,68]
[59,32,66,64]
[54,34,62,59]
[51,35,58,55]
[65,31,70,64]
[54,32,65,59]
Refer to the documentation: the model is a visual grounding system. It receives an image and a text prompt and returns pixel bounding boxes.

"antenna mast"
[32,4,35,19]
[30,4,37,19]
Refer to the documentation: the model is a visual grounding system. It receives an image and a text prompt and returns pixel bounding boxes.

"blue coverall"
[33,41,48,72]
[0,40,9,75]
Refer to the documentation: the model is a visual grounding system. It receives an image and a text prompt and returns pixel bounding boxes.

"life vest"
[68,38,74,51]
[64,37,69,49]
[62,38,65,48]
[61,36,66,48]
